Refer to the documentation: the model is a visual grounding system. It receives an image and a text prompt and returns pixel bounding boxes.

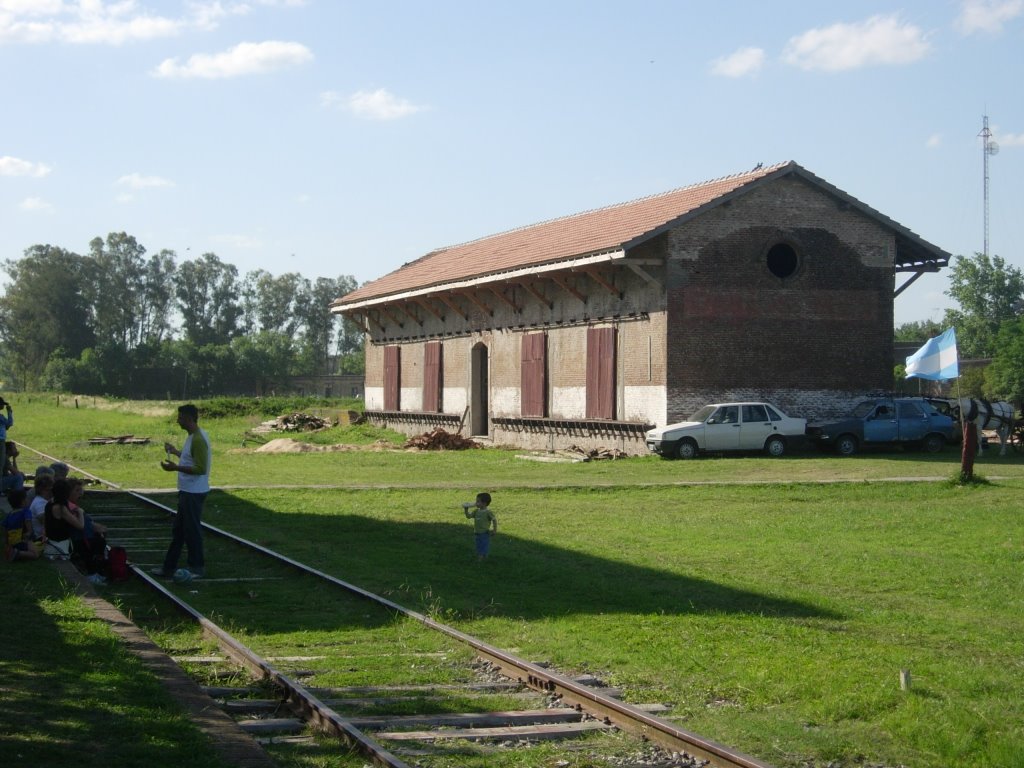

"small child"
[462,492,497,560]
[3,488,39,562]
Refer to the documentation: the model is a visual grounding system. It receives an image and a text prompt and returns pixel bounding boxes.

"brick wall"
[664,176,895,423]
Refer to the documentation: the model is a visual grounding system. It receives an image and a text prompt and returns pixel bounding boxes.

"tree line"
[895,251,1024,404]
[0,232,363,398]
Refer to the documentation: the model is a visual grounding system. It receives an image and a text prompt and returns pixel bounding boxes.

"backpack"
[107,546,128,581]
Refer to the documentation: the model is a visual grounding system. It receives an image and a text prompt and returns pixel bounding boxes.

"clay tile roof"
[336,162,793,307]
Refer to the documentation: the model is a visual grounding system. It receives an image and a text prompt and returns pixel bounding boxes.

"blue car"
[806,398,955,456]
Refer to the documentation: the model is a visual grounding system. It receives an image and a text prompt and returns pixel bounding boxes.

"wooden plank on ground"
[375,720,612,742]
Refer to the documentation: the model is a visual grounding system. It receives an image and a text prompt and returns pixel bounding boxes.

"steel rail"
[132,568,412,768]
[20,444,775,768]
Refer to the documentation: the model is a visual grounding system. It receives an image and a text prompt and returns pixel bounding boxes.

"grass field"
[3,395,1024,767]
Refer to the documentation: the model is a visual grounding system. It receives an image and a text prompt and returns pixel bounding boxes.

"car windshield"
[689,405,716,422]
[851,401,880,418]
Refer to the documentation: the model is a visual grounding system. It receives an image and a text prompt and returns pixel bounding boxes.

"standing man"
[0,397,13,494]
[154,404,211,580]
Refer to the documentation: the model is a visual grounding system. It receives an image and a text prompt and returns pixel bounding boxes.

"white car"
[645,402,807,459]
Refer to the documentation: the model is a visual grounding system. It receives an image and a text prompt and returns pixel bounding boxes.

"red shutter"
[585,327,616,419]
[520,333,546,417]
[384,345,401,411]
[423,341,442,412]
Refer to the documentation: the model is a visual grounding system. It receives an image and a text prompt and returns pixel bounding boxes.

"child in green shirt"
[463,492,497,560]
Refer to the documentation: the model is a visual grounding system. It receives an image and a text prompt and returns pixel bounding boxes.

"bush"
[199,396,364,419]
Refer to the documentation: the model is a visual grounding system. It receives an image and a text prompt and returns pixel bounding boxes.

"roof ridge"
[431,161,792,254]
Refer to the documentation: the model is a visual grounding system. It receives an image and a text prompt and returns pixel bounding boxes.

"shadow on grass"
[204,491,840,625]
[0,567,222,768]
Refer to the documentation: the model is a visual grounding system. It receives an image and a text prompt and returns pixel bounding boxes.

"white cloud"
[0,1,298,45]
[955,0,1023,34]
[19,196,53,212]
[0,155,52,177]
[995,131,1024,147]
[153,40,313,79]
[117,172,174,189]
[324,88,425,120]
[710,47,765,78]
[926,134,942,148]
[0,0,183,45]
[783,15,931,72]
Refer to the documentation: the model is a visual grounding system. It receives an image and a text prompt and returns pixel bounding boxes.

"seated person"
[4,488,40,562]
[2,441,25,493]
[25,464,54,504]
[30,473,55,541]
[45,478,107,571]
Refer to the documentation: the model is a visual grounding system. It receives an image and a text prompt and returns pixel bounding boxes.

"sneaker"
[150,567,170,578]
[88,573,107,586]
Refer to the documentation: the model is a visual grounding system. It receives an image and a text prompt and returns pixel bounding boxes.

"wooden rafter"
[365,312,385,332]
[517,279,553,309]
[415,297,445,321]
[489,285,520,312]
[438,293,469,320]
[379,305,405,328]
[548,273,587,304]
[624,262,659,286]
[460,290,493,316]
[580,267,621,298]
[396,303,423,327]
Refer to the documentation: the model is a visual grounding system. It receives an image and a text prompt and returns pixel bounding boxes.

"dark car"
[806,398,955,455]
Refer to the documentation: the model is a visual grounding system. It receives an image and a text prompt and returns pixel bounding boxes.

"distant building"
[332,162,949,454]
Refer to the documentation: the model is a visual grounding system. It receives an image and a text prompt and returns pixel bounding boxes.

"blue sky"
[1,0,1022,326]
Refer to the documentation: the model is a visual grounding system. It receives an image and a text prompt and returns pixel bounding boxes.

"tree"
[894,319,943,342]
[0,245,95,389]
[942,252,1024,358]
[86,233,175,353]
[294,275,359,374]
[241,270,303,337]
[984,318,1024,405]
[176,253,243,346]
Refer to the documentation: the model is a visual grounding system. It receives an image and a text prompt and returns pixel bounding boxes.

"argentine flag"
[905,328,959,381]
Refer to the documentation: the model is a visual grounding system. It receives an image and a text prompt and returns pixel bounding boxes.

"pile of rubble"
[562,445,629,461]
[253,412,334,434]
[403,428,481,451]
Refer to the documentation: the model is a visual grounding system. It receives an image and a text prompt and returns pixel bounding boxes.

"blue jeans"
[162,491,207,575]
[474,532,491,558]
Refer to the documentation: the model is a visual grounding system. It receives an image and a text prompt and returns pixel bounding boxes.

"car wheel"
[922,433,945,453]
[676,439,698,459]
[764,436,786,457]
[836,435,858,456]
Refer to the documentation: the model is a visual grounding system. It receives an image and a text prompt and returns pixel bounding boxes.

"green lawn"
[5,396,1024,767]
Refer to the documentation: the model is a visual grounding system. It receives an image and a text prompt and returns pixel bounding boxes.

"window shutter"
[520,333,546,417]
[384,345,401,411]
[423,341,442,413]
[585,327,616,419]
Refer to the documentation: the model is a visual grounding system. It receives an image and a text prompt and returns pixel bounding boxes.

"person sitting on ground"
[25,464,54,504]
[30,473,55,541]
[45,478,107,573]
[2,441,25,494]
[4,488,40,562]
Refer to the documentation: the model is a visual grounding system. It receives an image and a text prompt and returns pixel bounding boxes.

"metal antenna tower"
[979,115,999,257]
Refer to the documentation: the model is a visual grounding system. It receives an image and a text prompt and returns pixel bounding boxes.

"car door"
[896,400,929,441]
[739,404,772,449]
[863,401,898,443]
[704,405,741,450]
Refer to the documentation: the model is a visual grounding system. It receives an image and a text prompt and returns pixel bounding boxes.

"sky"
[1,0,1022,327]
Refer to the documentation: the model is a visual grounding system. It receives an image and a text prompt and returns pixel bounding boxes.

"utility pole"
[979,115,999,257]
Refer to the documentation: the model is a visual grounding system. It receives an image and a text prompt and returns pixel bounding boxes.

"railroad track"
[26,446,774,768]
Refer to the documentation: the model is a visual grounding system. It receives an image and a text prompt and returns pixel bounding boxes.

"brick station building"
[331,161,949,454]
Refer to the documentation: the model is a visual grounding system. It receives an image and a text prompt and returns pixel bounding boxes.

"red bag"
[107,546,129,581]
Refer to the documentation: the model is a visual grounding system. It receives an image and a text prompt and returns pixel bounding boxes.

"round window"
[766,242,798,279]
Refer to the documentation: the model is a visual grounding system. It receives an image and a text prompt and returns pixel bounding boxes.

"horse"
[955,398,1015,456]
